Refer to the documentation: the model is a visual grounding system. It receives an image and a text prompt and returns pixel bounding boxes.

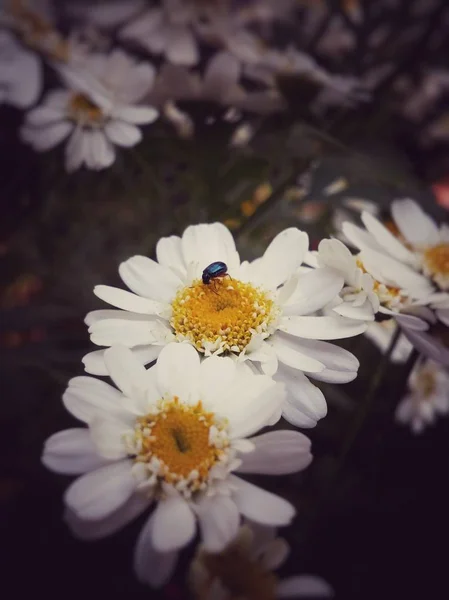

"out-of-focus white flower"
[189,522,333,599]
[364,319,413,363]
[396,359,449,433]
[42,343,312,587]
[0,29,41,108]
[151,50,286,116]
[83,222,365,428]
[20,49,158,171]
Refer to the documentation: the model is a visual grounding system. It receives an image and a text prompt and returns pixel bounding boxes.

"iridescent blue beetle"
[202,261,228,285]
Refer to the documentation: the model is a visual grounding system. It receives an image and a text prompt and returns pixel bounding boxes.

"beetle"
[202,261,229,286]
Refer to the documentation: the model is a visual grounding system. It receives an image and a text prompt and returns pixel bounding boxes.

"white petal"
[259,537,290,571]
[113,104,159,124]
[277,575,334,598]
[279,315,366,340]
[237,431,312,474]
[391,198,439,247]
[361,211,417,266]
[42,429,109,474]
[104,345,153,399]
[437,308,449,327]
[333,299,375,321]
[62,376,127,424]
[65,127,86,172]
[156,342,200,402]
[65,493,151,541]
[400,327,449,365]
[89,317,161,347]
[231,475,295,526]
[166,25,198,66]
[90,130,116,170]
[89,416,131,459]
[119,254,182,303]
[394,312,429,331]
[181,223,240,275]
[203,51,241,98]
[282,267,344,315]
[105,119,142,147]
[317,238,356,279]
[134,512,178,588]
[227,379,285,439]
[82,345,162,375]
[151,495,196,551]
[270,334,325,373]
[197,495,240,552]
[94,285,164,314]
[64,460,136,521]
[276,366,327,427]
[26,104,65,126]
[251,229,309,290]
[86,309,159,326]
[285,337,359,372]
[156,235,185,271]
[199,356,237,409]
[23,120,73,151]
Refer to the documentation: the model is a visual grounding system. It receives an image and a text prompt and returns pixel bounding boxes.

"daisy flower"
[189,522,333,599]
[42,343,312,586]
[0,29,42,108]
[396,359,449,433]
[20,48,158,171]
[83,222,366,428]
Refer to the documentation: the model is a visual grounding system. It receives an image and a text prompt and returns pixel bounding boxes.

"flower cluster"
[42,221,374,590]
[1,0,370,171]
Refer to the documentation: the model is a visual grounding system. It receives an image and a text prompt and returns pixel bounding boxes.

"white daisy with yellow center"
[42,343,312,587]
[83,222,367,428]
[20,48,158,172]
[189,522,333,600]
[396,359,449,434]
[340,200,449,363]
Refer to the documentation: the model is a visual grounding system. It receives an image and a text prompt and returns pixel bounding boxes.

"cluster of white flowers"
[1,0,369,172]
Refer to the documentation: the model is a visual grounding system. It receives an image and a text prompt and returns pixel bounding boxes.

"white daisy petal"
[83,344,162,375]
[134,513,178,588]
[65,127,86,173]
[286,337,359,372]
[259,537,290,571]
[393,312,429,331]
[85,309,157,326]
[166,25,198,66]
[113,105,159,124]
[42,429,110,474]
[94,285,164,314]
[89,317,160,347]
[64,459,136,521]
[361,211,417,266]
[197,495,241,552]
[391,198,440,247]
[270,334,326,373]
[279,316,366,340]
[276,366,327,427]
[230,475,295,526]
[90,130,116,169]
[89,416,131,460]
[282,267,344,315]
[62,376,128,424]
[119,255,182,303]
[181,223,240,274]
[277,575,334,598]
[156,343,200,402]
[250,228,309,290]
[23,120,73,151]
[104,119,142,147]
[104,345,153,399]
[237,431,312,474]
[65,493,151,541]
[199,356,237,409]
[333,300,375,321]
[151,494,196,551]
[401,328,449,365]
[156,234,185,272]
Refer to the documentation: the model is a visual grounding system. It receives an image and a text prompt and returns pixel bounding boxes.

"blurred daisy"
[43,343,312,586]
[364,319,413,364]
[189,522,333,599]
[84,222,366,427]
[20,49,158,171]
[396,359,449,433]
[0,29,42,108]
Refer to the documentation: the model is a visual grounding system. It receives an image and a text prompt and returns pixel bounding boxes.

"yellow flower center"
[196,535,277,600]
[170,278,277,354]
[132,397,229,495]
[68,93,104,125]
[423,244,449,289]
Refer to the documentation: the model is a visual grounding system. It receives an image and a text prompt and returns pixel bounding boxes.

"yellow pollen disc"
[171,278,276,354]
[424,244,449,279]
[356,259,407,305]
[69,94,104,124]
[136,398,227,488]
[201,540,277,600]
